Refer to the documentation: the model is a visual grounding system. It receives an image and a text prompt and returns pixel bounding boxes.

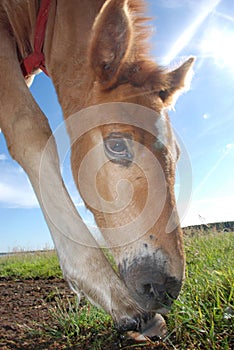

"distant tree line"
[183,221,234,236]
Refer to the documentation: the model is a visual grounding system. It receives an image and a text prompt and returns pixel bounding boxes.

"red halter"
[21,0,51,78]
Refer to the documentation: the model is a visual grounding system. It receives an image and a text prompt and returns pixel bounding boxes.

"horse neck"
[44,0,106,117]
[0,0,40,60]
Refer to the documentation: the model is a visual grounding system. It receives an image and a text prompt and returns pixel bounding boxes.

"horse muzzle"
[116,311,168,339]
[118,252,183,313]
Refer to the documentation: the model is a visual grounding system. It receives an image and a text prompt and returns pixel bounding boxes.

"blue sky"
[0,0,234,252]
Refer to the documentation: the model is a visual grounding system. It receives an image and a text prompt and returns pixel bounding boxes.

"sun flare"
[200,27,234,71]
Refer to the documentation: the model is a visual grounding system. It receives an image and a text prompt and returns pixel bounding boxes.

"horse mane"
[0,0,39,60]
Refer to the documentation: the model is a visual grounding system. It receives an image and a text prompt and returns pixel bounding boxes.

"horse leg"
[0,28,141,327]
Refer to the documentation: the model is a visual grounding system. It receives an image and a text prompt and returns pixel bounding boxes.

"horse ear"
[159,57,195,106]
[89,0,132,88]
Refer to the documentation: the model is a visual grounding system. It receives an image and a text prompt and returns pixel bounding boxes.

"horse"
[0,0,194,339]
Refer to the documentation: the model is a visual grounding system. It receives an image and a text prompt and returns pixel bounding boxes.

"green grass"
[0,250,62,278]
[1,232,233,349]
[168,231,234,349]
[41,294,114,348]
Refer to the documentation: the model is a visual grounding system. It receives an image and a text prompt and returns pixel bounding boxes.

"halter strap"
[21,0,51,78]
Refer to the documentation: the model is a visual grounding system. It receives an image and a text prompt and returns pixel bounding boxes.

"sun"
[200,26,234,72]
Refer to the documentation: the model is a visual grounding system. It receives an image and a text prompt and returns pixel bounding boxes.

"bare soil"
[0,277,168,350]
[0,277,74,349]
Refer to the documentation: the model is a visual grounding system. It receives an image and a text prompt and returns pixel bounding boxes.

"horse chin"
[128,313,168,341]
[117,312,168,341]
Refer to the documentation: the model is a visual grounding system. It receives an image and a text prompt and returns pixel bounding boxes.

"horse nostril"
[142,283,162,298]
[136,278,182,310]
[142,283,168,301]
[142,283,152,295]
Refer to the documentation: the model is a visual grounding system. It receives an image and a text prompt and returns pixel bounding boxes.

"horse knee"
[3,110,53,171]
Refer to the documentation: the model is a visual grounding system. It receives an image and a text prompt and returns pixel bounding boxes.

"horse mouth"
[127,314,168,341]
[117,312,168,340]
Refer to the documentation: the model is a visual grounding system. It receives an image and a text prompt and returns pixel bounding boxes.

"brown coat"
[0,0,194,338]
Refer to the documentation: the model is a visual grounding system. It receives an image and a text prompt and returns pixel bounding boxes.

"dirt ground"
[0,277,168,350]
[0,277,75,349]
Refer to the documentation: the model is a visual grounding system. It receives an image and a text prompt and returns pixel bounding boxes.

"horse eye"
[106,138,128,154]
[104,136,134,166]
